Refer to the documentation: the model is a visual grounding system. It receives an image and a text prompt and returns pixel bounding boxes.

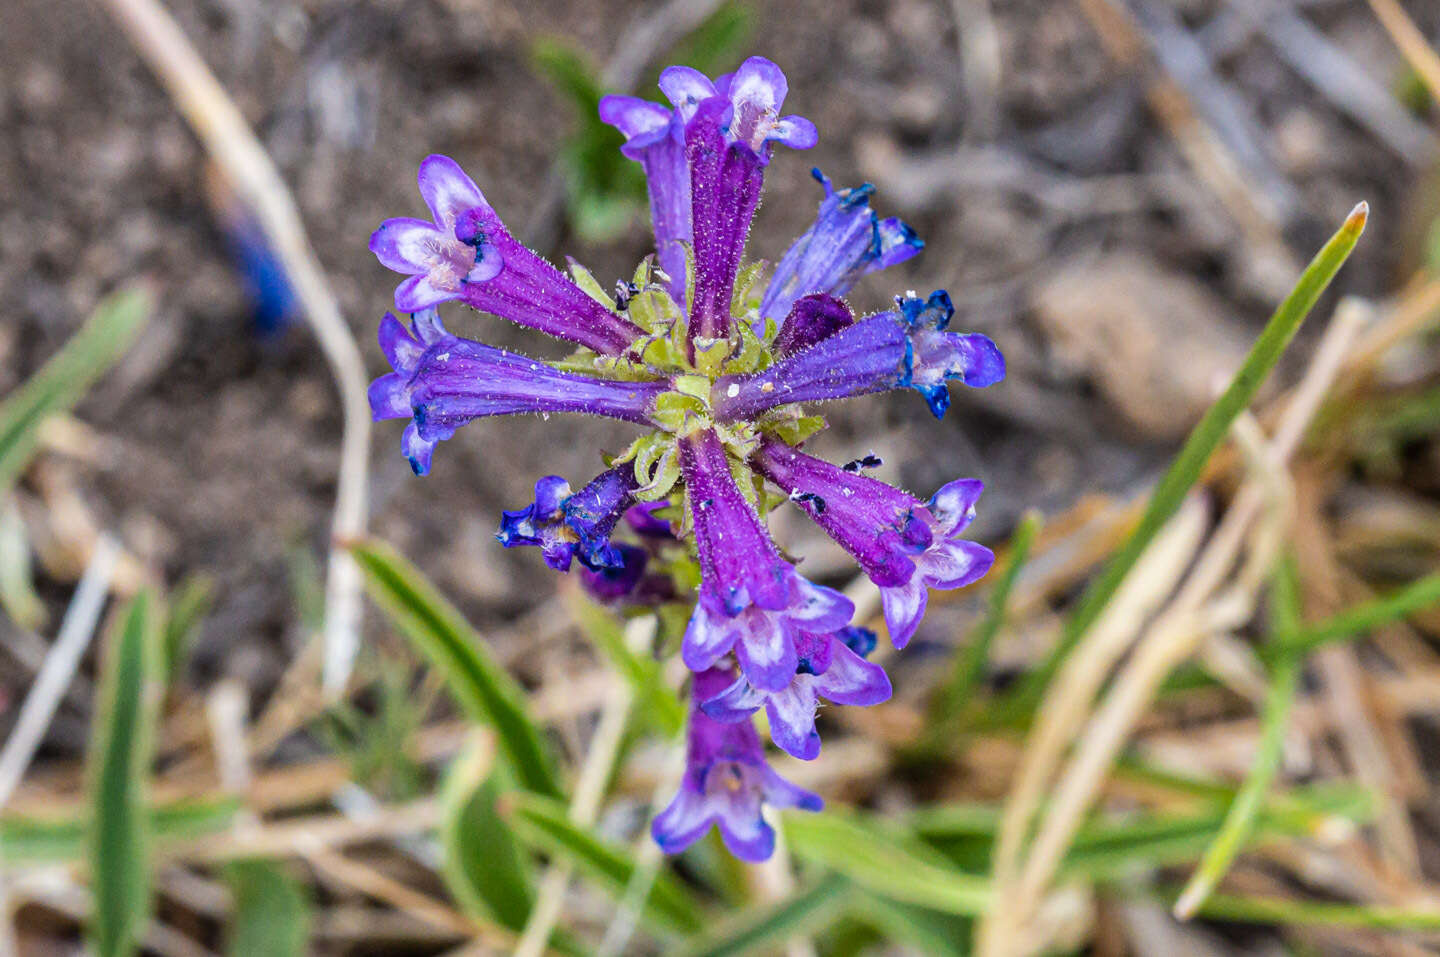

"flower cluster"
[369,57,1003,862]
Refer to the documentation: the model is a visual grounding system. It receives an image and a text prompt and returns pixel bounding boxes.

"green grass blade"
[1,796,240,864]
[568,595,684,736]
[929,510,1042,737]
[997,204,1367,722]
[676,874,851,957]
[785,812,992,916]
[350,539,562,798]
[1175,554,1304,918]
[224,859,312,957]
[0,286,151,496]
[1263,571,1440,660]
[506,791,705,935]
[1175,892,1440,931]
[847,895,969,957]
[88,591,161,957]
[0,501,46,630]
[439,736,534,930]
[161,574,215,680]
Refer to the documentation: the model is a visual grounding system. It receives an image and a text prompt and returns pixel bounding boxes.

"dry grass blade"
[980,296,1369,956]
[97,0,372,697]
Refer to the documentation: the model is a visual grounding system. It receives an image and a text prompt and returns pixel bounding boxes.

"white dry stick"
[0,536,118,811]
[512,615,653,957]
[98,0,372,696]
[985,301,1369,954]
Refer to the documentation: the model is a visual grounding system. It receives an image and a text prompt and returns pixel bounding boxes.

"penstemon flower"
[369,57,1004,860]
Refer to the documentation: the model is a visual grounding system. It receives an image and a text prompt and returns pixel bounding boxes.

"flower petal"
[369,217,443,275]
[815,641,892,707]
[765,681,821,760]
[923,540,994,590]
[394,273,459,312]
[682,602,739,672]
[881,575,929,649]
[651,786,716,855]
[417,154,488,226]
[699,676,765,723]
[734,614,799,692]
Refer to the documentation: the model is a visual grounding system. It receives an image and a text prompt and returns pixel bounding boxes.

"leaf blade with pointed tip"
[0,286,151,497]
[88,591,161,957]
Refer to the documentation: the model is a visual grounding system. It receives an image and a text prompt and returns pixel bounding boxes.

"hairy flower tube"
[369,56,1005,861]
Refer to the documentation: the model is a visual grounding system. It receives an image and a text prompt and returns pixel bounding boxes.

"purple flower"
[578,543,651,602]
[652,667,822,861]
[760,169,923,324]
[496,468,639,572]
[701,627,890,760]
[368,310,666,474]
[370,155,642,354]
[600,58,816,340]
[714,290,1005,421]
[769,294,855,358]
[751,435,994,647]
[679,429,853,691]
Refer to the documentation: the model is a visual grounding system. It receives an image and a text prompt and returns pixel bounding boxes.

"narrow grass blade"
[785,811,992,916]
[88,591,162,957]
[929,509,1042,737]
[0,501,46,630]
[161,574,214,679]
[505,791,705,936]
[0,286,151,496]
[439,734,534,930]
[350,539,561,797]
[847,895,969,957]
[224,859,312,957]
[676,874,851,957]
[999,204,1367,722]
[1175,892,1440,931]
[1175,554,1304,918]
[1,796,240,864]
[568,595,683,736]
[1263,571,1440,660]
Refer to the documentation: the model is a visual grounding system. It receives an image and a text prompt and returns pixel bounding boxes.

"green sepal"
[566,258,616,310]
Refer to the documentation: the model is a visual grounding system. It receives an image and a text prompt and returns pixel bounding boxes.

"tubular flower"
[751,435,995,647]
[652,667,823,861]
[369,57,1006,862]
[759,169,923,324]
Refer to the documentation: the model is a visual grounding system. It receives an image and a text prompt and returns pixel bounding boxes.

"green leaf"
[785,811,992,916]
[506,791,705,935]
[0,500,46,630]
[677,874,851,957]
[439,735,534,929]
[1172,892,1440,931]
[847,895,969,957]
[0,286,151,497]
[350,539,562,798]
[0,796,240,864]
[1262,571,1440,661]
[88,591,162,957]
[998,203,1368,724]
[1175,554,1304,918]
[160,574,214,680]
[224,859,312,957]
[567,595,683,736]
